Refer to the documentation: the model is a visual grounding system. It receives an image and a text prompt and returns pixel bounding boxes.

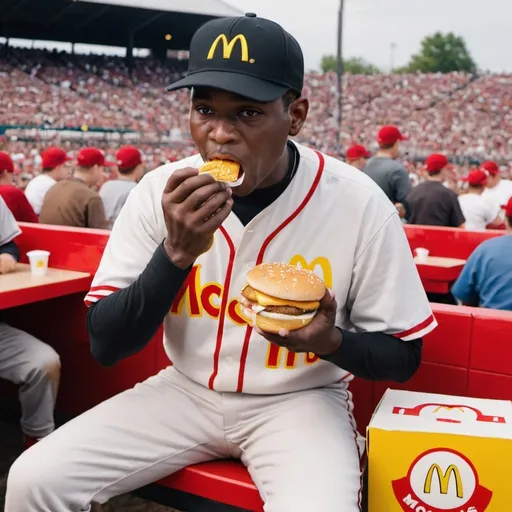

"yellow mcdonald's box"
[368,389,512,512]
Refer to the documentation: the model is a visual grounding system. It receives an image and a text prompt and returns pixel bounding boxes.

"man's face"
[391,141,400,159]
[56,164,71,181]
[189,87,307,196]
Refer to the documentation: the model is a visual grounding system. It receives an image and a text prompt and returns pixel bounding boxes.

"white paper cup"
[26,250,50,276]
[415,247,430,264]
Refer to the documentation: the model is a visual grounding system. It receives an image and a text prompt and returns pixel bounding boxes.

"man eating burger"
[7,13,436,512]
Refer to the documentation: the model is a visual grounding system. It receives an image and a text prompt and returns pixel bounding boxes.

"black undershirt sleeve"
[0,240,20,261]
[87,243,190,367]
[321,328,422,382]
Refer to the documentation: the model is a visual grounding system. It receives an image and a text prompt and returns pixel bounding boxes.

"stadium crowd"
[1,46,511,238]
[1,46,512,172]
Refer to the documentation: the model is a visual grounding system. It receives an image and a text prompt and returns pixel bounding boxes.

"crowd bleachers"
[1,46,511,174]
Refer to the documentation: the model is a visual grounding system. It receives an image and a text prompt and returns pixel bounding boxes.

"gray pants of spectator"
[0,322,60,438]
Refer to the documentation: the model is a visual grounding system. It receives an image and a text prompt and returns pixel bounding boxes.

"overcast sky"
[241,0,511,72]
[3,0,510,72]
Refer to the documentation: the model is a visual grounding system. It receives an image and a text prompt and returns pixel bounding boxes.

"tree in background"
[404,32,477,73]
[321,55,380,75]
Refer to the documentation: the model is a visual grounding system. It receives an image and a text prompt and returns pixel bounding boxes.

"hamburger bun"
[199,160,240,183]
[238,263,327,333]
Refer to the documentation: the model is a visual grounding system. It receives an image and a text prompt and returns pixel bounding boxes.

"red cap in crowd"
[77,147,109,167]
[505,198,512,218]
[346,145,371,160]
[466,169,488,186]
[41,147,72,169]
[480,161,499,176]
[377,125,408,146]
[0,152,14,173]
[116,146,142,171]
[425,153,449,173]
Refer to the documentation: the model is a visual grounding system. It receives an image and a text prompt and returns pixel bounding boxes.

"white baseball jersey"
[85,143,437,394]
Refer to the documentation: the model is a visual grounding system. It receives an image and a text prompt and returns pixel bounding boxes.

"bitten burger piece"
[196,160,241,255]
[238,263,327,333]
[199,160,241,183]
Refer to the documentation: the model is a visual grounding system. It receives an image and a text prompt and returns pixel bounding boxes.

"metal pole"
[336,0,345,150]
[390,42,396,72]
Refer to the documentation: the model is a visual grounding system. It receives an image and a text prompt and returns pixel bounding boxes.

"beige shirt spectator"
[39,178,108,229]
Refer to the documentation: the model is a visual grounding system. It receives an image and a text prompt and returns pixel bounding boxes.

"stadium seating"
[404,224,505,259]
[2,223,512,511]
[2,47,512,174]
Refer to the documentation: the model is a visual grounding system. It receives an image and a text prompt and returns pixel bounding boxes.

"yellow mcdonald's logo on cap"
[207,34,254,63]
[424,464,464,499]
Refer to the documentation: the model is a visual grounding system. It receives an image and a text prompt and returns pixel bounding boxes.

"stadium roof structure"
[1,0,242,51]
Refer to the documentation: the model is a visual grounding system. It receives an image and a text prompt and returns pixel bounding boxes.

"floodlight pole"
[336,0,345,150]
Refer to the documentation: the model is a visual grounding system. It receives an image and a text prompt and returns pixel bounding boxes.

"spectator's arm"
[390,169,412,209]
[452,250,481,306]
[0,240,20,261]
[487,203,503,229]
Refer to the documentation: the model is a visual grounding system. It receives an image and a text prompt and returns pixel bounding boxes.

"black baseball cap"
[166,13,304,102]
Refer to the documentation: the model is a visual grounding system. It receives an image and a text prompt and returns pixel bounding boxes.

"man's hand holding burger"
[238,263,342,356]
[162,167,233,269]
[255,289,342,356]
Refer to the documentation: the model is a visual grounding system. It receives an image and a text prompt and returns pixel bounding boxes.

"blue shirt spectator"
[452,235,512,310]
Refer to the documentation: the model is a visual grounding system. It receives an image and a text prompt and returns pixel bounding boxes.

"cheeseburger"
[199,159,244,186]
[239,263,326,333]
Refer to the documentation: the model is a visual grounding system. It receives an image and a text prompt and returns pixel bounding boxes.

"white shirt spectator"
[458,194,501,231]
[482,179,512,208]
[24,174,56,215]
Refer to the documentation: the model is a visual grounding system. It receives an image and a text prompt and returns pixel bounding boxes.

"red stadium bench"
[404,224,504,260]
[3,224,512,511]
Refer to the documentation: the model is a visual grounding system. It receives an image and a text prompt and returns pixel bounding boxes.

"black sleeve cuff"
[320,327,422,383]
[0,240,20,261]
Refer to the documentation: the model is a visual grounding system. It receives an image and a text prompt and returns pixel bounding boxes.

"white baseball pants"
[6,366,364,512]
[0,322,60,438]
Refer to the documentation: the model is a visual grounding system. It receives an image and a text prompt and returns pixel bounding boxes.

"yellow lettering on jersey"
[170,265,246,325]
[305,352,320,365]
[266,343,297,369]
[288,255,333,288]
[200,281,222,319]
[170,264,202,317]
[265,344,319,369]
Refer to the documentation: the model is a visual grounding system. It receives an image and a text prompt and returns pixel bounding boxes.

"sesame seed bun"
[238,263,327,333]
[246,263,326,302]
